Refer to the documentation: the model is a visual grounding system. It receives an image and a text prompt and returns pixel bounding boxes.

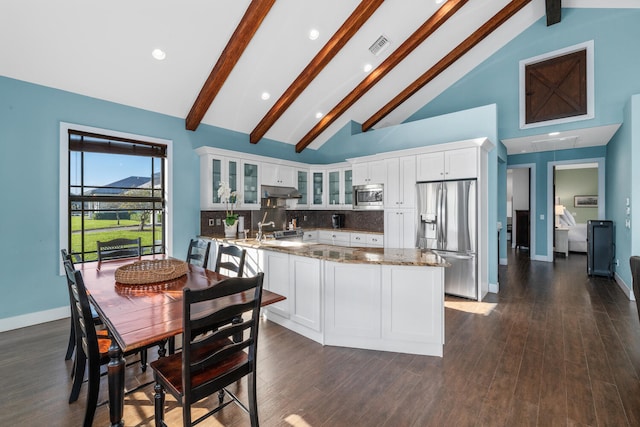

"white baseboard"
[614,272,633,301]
[0,306,69,333]
[499,257,508,265]
[489,282,499,294]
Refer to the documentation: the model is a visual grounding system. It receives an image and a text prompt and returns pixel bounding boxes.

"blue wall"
[4,7,640,324]
[401,8,640,271]
[606,94,640,290]
[0,74,499,324]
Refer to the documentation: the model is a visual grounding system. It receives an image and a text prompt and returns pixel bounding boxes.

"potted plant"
[218,181,239,238]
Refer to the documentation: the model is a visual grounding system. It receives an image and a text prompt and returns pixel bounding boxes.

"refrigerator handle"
[437,185,443,247]
[441,185,447,248]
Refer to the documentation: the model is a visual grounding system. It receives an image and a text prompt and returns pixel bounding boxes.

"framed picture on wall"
[574,195,598,207]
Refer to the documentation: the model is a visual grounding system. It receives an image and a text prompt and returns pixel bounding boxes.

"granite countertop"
[201,235,448,267]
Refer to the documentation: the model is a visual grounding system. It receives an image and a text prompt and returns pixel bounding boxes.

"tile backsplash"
[201,209,383,237]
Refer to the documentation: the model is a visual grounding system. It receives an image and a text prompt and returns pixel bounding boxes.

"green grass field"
[70,217,162,261]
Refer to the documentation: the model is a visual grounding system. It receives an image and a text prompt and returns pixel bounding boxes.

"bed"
[559,208,587,253]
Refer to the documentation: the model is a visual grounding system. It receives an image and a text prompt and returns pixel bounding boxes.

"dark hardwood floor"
[2,249,640,426]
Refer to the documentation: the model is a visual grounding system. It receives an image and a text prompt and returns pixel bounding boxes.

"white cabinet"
[262,251,291,318]
[302,230,318,242]
[261,163,295,187]
[350,232,383,248]
[385,156,416,208]
[384,209,416,249]
[318,230,350,246]
[324,262,382,341]
[381,265,443,352]
[241,161,260,208]
[352,160,386,186]
[416,147,477,182]
[367,234,384,247]
[310,170,325,208]
[327,167,353,208]
[289,255,322,331]
[199,154,240,209]
[296,169,309,207]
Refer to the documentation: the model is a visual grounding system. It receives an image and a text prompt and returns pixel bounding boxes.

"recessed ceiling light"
[151,48,166,61]
[315,112,323,119]
[261,92,270,101]
[363,63,373,73]
[309,29,320,40]
[548,131,560,136]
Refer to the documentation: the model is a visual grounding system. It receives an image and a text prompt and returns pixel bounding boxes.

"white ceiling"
[1,0,634,151]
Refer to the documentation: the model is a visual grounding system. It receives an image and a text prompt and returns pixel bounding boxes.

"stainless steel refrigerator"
[417,180,477,300]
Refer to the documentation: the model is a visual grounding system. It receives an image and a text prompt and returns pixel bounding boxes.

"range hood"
[261,185,302,199]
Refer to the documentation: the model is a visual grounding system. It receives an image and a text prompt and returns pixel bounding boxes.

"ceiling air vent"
[369,34,390,56]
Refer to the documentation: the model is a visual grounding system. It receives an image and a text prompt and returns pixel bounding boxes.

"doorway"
[507,165,534,258]
[548,158,605,261]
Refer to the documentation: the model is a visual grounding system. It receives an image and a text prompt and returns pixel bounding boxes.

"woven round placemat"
[115,259,188,285]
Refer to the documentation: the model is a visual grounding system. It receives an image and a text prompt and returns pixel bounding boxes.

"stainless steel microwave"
[353,184,384,210]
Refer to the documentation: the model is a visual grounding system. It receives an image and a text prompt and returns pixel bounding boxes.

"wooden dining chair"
[631,256,640,320]
[186,238,212,268]
[63,258,157,427]
[61,249,102,361]
[96,237,142,269]
[214,244,246,277]
[151,273,265,427]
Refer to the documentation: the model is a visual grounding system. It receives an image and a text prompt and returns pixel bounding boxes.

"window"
[63,127,169,263]
[519,41,594,129]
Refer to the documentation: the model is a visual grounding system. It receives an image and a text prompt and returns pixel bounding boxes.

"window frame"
[519,40,594,130]
[59,122,173,272]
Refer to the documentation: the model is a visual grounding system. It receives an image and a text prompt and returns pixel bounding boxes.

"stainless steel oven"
[353,184,383,210]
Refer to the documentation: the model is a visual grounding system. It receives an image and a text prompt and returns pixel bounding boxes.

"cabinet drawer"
[318,230,350,246]
[349,233,368,247]
[366,234,384,247]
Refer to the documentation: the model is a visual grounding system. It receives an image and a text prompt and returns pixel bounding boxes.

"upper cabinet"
[327,166,353,208]
[199,153,241,210]
[416,147,477,182]
[241,161,260,208]
[261,163,296,187]
[311,170,325,208]
[352,160,386,186]
[385,156,416,209]
[296,169,309,207]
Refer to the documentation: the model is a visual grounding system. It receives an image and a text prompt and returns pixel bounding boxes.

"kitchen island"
[203,235,448,357]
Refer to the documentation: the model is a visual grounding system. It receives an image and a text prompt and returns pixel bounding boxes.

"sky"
[71,152,157,187]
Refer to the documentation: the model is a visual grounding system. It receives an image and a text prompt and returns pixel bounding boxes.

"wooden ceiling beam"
[250,0,384,144]
[363,0,532,132]
[186,0,275,131]
[546,0,561,26]
[295,0,468,153]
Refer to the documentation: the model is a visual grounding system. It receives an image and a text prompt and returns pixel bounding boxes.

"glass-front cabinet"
[328,170,340,206]
[344,169,353,205]
[326,166,353,208]
[242,161,259,208]
[311,170,325,207]
[297,170,309,206]
[197,148,260,210]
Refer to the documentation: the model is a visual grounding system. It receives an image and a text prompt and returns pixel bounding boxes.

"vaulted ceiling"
[0,0,619,153]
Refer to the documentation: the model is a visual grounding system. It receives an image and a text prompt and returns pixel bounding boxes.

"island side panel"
[324,261,444,357]
[381,265,444,357]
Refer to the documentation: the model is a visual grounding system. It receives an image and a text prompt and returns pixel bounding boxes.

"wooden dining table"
[78,255,285,427]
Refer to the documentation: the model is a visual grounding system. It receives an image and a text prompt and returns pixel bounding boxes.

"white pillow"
[563,208,577,226]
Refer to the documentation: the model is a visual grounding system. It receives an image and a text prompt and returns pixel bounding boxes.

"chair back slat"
[214,244,246,277]
[97,237,142,268]
[186,238,212,268]
[182,273,264,402]
[63,259,99,362]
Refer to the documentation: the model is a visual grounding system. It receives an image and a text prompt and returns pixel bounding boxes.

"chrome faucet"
[257,221,275,241]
